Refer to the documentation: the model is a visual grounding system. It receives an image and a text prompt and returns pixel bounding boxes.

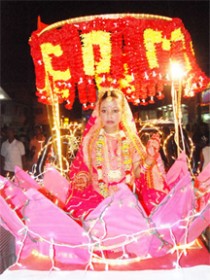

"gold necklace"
[95,129,132,197]
[104,132,122,181]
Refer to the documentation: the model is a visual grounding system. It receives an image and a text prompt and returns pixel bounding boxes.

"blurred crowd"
[0,125,48,178]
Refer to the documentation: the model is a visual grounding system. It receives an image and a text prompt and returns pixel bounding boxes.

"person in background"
[197,133,210,251]
[0,127,26,178]
[199,134,210,171]
[0,126,7,175]
[29,125,46,168]
[192,121,209,174]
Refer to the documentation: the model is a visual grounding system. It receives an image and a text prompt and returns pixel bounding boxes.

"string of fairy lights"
[0,175,208,270]
[26,117,196,181]
[1,119,209,269]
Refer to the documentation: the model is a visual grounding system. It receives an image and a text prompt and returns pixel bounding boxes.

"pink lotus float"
[0,152,209,271]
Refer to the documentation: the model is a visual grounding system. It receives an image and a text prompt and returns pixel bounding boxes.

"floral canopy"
[29,13,210,110]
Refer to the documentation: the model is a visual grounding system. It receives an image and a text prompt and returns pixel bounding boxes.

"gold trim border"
[38,13,172,36]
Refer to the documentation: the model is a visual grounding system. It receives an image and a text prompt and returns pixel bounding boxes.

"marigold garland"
[29,14,210,109]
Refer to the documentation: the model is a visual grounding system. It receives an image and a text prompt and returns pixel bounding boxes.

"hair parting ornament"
[98,87,123,100]
[106,90,113,102]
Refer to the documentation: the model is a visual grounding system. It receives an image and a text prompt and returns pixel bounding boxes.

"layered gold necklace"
[95,128,132,197]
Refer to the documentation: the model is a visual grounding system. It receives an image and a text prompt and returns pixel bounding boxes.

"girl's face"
[100,97,122,133]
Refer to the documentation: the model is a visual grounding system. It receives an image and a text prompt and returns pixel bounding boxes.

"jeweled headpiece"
[98,87,123,100]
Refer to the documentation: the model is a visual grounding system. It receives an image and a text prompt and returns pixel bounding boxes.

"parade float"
[1,14,210,279]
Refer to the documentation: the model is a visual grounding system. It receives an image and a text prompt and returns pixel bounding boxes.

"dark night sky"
[1,0,209,104]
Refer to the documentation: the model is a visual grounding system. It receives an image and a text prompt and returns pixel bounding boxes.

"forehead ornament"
[106,90,113,102]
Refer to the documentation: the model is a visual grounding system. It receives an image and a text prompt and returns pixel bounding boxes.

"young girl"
[65,88,169,219]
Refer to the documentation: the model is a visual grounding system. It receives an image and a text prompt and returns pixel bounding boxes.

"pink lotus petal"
[151,174,195,246]
[85,185,170,258]
[182,204,210,243]
[43,167,69,203]
[23,188,90,264]
[166,152,189,188]
[14,166,40,190]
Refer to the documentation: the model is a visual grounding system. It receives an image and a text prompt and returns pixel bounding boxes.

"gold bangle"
[141,162,153,172]
[144,161,153,169]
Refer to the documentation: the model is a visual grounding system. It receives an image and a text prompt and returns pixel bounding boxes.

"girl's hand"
[146,133,161,159]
